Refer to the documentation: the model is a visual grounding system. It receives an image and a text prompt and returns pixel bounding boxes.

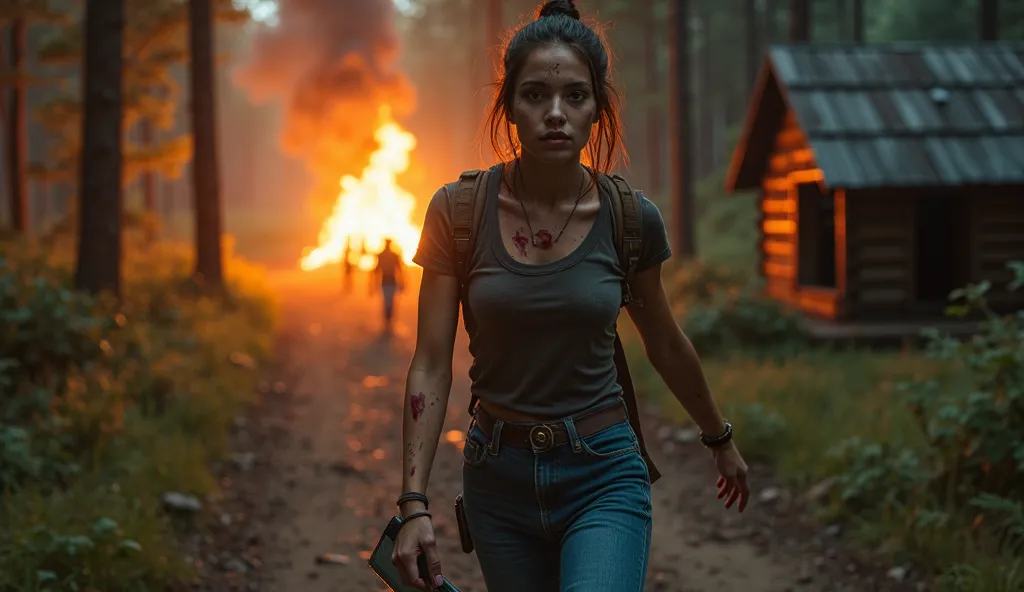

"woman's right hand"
[391,514,444,590]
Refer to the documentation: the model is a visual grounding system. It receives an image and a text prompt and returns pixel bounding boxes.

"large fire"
[299,108,421,272]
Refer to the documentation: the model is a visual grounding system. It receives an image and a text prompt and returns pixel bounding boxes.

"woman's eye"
[569,92,586,101]
[526,91,543,101]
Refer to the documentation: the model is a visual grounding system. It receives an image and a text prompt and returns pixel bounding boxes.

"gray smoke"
[233,0,415,181]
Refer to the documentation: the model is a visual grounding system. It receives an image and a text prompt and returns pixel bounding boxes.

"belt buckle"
[529,424,555,451]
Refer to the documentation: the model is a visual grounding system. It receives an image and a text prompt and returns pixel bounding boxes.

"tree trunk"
[7,20,28,233]
[789,0,811,42]
[189,0,224,287]
[74,0,125,296]
[979,0,998,40]
[852,0,864,41]
[669,0,695,259]
[745,0,760,96]
[643,3,662,194]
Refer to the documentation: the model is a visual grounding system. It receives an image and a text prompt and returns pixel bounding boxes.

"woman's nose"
[545,97,568,125]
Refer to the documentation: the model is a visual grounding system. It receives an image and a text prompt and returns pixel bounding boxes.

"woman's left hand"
[712,442,750,513]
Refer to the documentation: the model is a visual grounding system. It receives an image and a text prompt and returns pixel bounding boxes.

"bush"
[664,261,809,358]
[637,258,1024,590]
[0,238,277,591]
[821,261,1024,588]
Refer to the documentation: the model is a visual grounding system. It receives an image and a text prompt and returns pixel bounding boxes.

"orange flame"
[300,107,421,272]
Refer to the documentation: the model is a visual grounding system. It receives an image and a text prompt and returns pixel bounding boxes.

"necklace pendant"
[534,229,554,250]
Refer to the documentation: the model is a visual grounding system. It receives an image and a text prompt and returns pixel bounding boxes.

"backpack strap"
[604,173,645,308]
[445,168,490,416]
[601,172,661,484]
[448,169,489,290]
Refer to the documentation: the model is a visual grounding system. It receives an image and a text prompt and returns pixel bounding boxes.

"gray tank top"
[412,165,672,419]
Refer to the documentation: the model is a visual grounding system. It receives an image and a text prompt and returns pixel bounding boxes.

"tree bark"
[7,19,28,232]
[189,0,224,287]
[669,0,695,258]
[789,0,811,42]
[979,0,998,40]
[74,0,125,296]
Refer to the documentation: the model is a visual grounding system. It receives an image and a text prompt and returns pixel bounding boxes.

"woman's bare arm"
[399,269,461,514]
[625,264,728,437]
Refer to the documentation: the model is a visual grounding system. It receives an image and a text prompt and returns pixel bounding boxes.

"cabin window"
[915,195,970,303]
[796,181,836,288]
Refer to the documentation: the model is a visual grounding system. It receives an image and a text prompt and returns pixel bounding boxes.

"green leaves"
[669,262,808,359]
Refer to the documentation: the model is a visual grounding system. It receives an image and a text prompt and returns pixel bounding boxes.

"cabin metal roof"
[726,42,1024,191]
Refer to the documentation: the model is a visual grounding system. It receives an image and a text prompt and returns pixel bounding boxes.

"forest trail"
[194,268,915,592]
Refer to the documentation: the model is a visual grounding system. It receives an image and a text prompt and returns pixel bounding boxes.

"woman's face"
[510,43,597,165]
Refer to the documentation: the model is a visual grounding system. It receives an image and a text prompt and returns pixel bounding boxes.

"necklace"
[511,162,589,250]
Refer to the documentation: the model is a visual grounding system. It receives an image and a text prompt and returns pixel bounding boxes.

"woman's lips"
[541,137,572,147]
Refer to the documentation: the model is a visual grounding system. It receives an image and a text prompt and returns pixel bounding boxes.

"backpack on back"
[442,167,662,484]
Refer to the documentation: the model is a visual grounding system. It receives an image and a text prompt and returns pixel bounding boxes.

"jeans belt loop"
[563,415,583,454]
[488,420,504,456]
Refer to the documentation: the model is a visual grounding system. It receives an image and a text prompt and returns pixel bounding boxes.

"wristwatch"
[699,421,733,448]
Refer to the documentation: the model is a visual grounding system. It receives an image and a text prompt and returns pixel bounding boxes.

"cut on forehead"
[516,42,591,84]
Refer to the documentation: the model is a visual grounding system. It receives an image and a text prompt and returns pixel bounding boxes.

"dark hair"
[486,0,626,175]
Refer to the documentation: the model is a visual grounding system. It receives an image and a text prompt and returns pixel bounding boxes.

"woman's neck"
[513,154,586,208]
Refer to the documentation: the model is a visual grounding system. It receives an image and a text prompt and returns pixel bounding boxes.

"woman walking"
[392,2,750,590]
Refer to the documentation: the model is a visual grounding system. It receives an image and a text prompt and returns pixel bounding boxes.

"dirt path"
[193,269,922,592]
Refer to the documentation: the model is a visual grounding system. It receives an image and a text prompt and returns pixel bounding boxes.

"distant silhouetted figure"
[342,238,354,295]
[373,239,404,330]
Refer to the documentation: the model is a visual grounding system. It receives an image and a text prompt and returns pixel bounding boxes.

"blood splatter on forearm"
[411,392,426,420]
[401,370,451,497]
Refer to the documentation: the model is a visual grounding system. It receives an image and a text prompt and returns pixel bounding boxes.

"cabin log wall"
[842,191,915,319]
[759,111,813,306]
[970,193,1024,309]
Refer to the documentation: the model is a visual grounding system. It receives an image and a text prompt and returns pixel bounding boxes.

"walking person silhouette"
[373,239,405,331]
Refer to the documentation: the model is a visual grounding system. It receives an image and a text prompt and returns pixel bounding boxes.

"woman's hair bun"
[537,0,581,21]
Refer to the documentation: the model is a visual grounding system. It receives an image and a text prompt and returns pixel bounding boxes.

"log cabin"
[725,43,1024,333]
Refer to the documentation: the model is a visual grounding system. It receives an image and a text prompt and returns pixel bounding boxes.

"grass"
[618,153,1024,589]
[631,348,939,478]
[0,231,278,591]
[622,306,1024,589]
[627,159,1024,590]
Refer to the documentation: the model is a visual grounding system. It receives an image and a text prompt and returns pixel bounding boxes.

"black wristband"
[400,511,432,526]
[700,421,733,448]
[397,492,429,509]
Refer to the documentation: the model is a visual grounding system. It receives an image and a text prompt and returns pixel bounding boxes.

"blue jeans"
[461,400,653,592]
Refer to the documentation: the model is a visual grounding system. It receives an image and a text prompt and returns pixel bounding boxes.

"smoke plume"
[233,0,415,184]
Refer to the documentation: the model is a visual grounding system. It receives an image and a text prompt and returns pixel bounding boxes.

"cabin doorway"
[915,195,970,303]
[796,181,836,288]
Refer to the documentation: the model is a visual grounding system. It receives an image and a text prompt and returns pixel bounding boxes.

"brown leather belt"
[473,402,629,450]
